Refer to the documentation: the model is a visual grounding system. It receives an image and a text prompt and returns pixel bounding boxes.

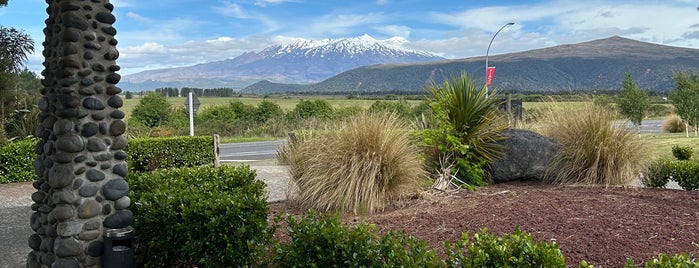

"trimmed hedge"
[126,165,270,267]
[126,136,215,172]
[0,138,38,184]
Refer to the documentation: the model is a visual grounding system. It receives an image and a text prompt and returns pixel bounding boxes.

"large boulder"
[488,128,560,183]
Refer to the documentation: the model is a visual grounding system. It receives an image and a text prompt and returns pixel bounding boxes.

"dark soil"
[269,181,699,267]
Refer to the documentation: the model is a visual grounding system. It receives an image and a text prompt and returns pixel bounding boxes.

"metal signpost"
[184,92,201,136]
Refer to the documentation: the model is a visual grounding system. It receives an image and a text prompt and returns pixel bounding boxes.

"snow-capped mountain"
[121,35,444,90]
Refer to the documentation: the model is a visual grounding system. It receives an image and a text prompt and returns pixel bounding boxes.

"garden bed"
[269,181,699,267]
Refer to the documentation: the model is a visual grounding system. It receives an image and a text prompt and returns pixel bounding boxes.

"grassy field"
[642,132,699,160]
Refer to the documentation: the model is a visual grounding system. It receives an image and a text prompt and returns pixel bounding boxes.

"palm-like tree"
[0,26,34,73]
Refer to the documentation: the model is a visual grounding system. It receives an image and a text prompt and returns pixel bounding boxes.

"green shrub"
[540,104,648,185]
[273,211,442,267]
[643,159,672,188]
[126,165,270,267]
[126,136,214,172]
[668,159,699,191]
[369,99,413,118]
[444,227,567,268]
[280,112,424,214]
[625,253,699,267]
[0,138,38,184]
[647,104,672,119]
[672,145,694,160]
[290,99,334,119]
[130,92,171,127]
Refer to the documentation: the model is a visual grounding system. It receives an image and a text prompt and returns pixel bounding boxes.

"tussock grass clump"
[663,114,694,133]
[539,104,648,185]
[280,112,424,214]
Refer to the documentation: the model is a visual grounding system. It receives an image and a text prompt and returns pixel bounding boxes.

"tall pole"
[485,22,515,97]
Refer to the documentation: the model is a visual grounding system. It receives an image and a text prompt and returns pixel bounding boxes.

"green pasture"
[643,132,699,160]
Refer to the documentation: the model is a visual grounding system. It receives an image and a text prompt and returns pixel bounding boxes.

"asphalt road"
[219,140,285,162]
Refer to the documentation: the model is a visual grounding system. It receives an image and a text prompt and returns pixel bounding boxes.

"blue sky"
[2,0,699,75]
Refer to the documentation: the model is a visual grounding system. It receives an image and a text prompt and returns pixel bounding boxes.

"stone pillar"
[28,0,132,267]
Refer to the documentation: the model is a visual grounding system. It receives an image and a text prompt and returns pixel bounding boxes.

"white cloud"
[125,12,150,23]
[255,0,301,8]
[305,13,387,36]
[374,25,411,37]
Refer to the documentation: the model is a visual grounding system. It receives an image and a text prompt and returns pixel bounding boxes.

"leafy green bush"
[126,136,214,172]
[668,159,699,191]
[540,104,648,185]
[672,145,694,160]
[444,227,567,268]
[369,99,412,118]
[290,99,334,119]
[0,138,38,184]
[130,92,171,127]
[625,253,699,267]
[642,159,672,188]
[273,211,442,267]
[126,165,270,267]
[280,112,424,214]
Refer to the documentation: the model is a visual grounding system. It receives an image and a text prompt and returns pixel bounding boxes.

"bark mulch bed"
[269,181,699,267]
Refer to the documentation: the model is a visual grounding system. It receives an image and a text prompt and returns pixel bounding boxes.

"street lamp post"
[485,22,515,97]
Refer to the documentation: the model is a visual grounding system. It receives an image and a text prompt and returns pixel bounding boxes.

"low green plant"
[273,211,442,267]
[642,159,672,188]
[280,112,424,214]
[668,159,699,191]
[625,253,699,267]
[0,138,38,184]
[540,104,648,185]
[672,145,694,160]
[444,227,567,268]
[126,136,214,172]
[126,165,270,267]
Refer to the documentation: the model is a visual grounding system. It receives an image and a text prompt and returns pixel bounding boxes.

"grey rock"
[103,210,132,229]
[29,234,42,250]
[78,184,99,198]
[51,189,77,204]
[78,230,100,241]
[54,237,82,257]
[49,165,74,189]
[52,205,76,221]
[112,163,127,177]
[488,128,560,183]
[86,241,103,257]
[86,169,105,182]
[83,220,100,231]
[82,97,104,110]
[57,221,83,237]
[78,199,101,219]
[114,196,130,210]
[86,138,107,152]
[102,178,128,200]
[55,135,84,153]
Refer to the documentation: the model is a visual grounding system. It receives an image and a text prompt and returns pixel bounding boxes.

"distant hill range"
[241,36,699,95]
[121,34,444,91]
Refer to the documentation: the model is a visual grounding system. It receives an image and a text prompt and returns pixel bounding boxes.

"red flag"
[486,67,496,87]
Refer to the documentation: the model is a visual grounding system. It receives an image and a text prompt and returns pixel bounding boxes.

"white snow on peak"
[263,34,438,58]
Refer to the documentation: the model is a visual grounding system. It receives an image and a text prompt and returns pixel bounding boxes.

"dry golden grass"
[279,112,425,214]
[538,104,649,186]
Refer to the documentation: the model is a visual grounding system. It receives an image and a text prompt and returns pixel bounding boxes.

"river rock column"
[28,0,131,267]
